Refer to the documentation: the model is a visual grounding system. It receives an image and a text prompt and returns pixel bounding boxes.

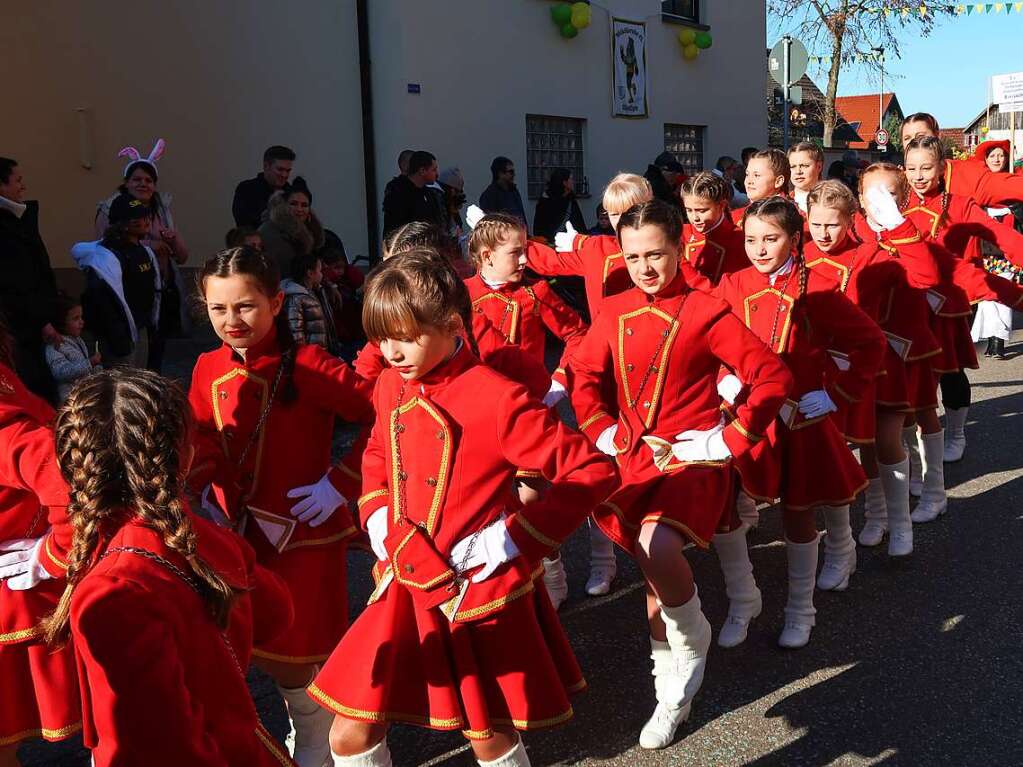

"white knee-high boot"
[585,520,617,596]
[333,740,392,766]
[879,458,913,557]
[278,677,334,767]
[779,538,818,649]
[858,477,887,547]
[712,527,762,647]
[736,490,760,530]
[912,430,948,523]
[541,555,568,610]
[904,424,923,497]
[477,735,530,767]
[943,407,968,462]
[817,505,856,591]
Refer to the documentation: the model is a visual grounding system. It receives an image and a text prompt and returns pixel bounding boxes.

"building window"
[662,0,700,24]
[663,124,705,175]
[526,115,588,199]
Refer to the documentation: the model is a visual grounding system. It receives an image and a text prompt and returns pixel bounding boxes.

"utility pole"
[783,36,792,151]
[873,46,884,151]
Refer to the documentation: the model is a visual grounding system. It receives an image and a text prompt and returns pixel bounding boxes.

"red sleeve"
[495,384,618,562]
[532,282,588,386]
[186,361,226,494]
[567,309,618,443]
[805,290,886,404]
[72,581,229,766]
[483,346,552,401]
[526,239,585,277]
[952,258,1023,307]
[958,198,1023,268]
[972,165,1023,207]
[356,381,391,524]
[353,341,387,383]
[879,219,940,288]
[293,345,374,425]
[248,562,295,647]
[679,258,715,293]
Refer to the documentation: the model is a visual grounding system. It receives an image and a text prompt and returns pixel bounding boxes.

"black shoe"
[993,338,1007,359]
[984,338,995,357]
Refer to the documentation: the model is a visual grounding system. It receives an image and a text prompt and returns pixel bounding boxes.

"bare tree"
[768,1,956,147]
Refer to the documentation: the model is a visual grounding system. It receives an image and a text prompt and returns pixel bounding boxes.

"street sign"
[769,38,808,86]
[992,71,1023,111]
[789,85,803,106]
[876,129,889,146]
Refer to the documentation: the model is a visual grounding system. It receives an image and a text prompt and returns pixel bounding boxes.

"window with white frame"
[526,115,589,199]
[664,124,705,175]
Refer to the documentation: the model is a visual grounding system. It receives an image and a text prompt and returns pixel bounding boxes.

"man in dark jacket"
[644,152,684,213]
[0,157,59,400]
[232,145,295,227]
[381,150,442,237]
[479,156,527,225]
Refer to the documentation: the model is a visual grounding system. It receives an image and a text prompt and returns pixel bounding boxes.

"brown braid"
[905,136,950,230]
[44,370,237,646]
[745,194,810,307]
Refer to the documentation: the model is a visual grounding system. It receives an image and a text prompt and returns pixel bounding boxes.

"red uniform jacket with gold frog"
[944,158,1023,208]
[188,331,373,554]
[681,216,749,289]
[71,514,296,767]
[526,235,632,318]
[356,343,617,623]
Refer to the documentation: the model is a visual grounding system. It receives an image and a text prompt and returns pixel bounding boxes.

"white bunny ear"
[147,139,166,164]
[117,146,141,162]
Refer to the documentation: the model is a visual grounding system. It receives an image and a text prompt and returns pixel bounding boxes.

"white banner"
[992,71,1023,111]
[611,18,648,118]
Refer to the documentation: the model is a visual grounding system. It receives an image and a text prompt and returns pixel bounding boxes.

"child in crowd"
[282,253,338,354]
[589,204,615,236]
[732,149,790,222]
[679,172,748,288]
[45,293,102,403]
[788,142,824,214]
[226,226,264,252]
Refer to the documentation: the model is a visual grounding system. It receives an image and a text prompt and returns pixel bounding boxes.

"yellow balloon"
[571,7,591,29]
[683,43,699,60]
[678,28,697,46]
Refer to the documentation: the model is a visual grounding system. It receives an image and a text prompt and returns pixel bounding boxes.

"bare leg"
[0,744,21,767]
[329,717,389,757]
[469,727,524,763]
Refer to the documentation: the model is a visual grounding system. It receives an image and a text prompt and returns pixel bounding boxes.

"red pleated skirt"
[904,358,939,411]
[310,580,583,740]
[929,315,978,374]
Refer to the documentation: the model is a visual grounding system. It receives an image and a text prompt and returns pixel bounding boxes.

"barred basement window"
[662,0,700,24]
[663,124,705,175]
[526,115,589,200]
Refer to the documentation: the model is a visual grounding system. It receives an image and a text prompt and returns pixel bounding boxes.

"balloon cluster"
[677,27,713,61]
[550,2,592,39]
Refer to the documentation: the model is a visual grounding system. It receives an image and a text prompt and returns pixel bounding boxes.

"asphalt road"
[20,333,1023,767]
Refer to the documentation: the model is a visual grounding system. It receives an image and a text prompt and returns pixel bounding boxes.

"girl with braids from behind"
[188,246,373,767]
[709,197,885,651]
[45,369,296,766]
[310,251,617,767]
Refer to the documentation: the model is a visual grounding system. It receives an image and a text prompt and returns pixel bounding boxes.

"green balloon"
[561,22,579,38]
[695,31,713,49]
[551,3,572,26]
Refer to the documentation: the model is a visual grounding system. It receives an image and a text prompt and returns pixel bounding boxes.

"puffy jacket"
[281,279,335,352]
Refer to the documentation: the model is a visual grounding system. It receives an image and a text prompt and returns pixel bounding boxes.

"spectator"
[72,194,160,368]
[258,177,325,277]
[95,140,189,373]
[840,150,862,191]
[588,204,615,236]
[232,145,295,227]
[479,156,527,224]
[320,237,364,346]
[712,155,750,209]
[382,148,415,201]
[438,167,467,238]
[381,150,442,236]
[225,226,263,251]
[0,157,59,400]
[533,168,587,243]
[644,152,684,211]
[281,252,337,353]
[45,293,101,403]
[826,160,847,183]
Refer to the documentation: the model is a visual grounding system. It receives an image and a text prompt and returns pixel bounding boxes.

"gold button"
[779,305,787,312]
[662,330,669,338]
[404,564,415,573]
[426,477,437,487]
[219,391,228,400]
[436,430,445,441]
[643,401,650,409]
[751,305,758,312]
[398,471,408,481]
[649,365,658,373]
[626,363,635,372]
[395,423,405,433]
[626,328,634,336]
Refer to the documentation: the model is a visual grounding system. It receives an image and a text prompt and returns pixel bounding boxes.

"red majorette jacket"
[527,235,632,317]
[680,215,749,288]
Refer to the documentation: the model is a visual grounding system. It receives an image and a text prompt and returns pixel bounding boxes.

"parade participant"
[731,149,791,223]
[44,369,297,767]
[788,142,824,214]
[901,113,1023,207]
[189,247,373,767]
[679,172,748,288]
[571,200,792,749]
[465,213,593,605]
[804,178,943,544]
[713,197,885,649]
[311,252,617,767]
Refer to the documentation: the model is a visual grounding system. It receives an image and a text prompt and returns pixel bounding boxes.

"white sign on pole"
[992,71,1023,111]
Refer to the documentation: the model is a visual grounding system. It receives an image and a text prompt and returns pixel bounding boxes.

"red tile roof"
[834,93,896,149]
[940,128,966,151]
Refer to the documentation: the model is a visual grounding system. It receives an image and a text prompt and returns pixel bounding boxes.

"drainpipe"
[356,0,379,264]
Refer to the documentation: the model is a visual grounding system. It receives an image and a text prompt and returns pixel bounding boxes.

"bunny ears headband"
[118,139,166,180]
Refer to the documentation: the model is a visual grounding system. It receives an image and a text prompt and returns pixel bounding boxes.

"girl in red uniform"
[679,172,749,287]
[189,247,373,767]
[44,369,297,767]
[312,252,617,767]
[711,197,885,650]
[804,178,941,558]
[571,200,791,749]
[732,149,791,223]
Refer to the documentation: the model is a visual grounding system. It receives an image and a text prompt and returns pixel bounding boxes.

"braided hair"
[44,369,237,646]
[743,196,809,302]
[904,136,949,230]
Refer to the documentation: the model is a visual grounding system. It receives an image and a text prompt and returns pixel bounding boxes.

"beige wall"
[368,0,766,232]
[2,0,367,270]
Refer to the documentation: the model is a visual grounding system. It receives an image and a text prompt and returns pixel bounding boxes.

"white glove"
[670,423,731,463]
[465,204,485,230]
[365,507,389,562]
[554,222,579,253]
[595,425,618,456]
[449,516,521,584]
[542,379,567,408]
[287,472,347,527]
[200,485,232,528]
[798,389,838,419]
[717,374,743,405]
[0,537,52,591]
[864,185,905,231]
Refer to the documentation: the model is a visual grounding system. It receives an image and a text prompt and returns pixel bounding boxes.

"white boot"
[858,477,887,547]
[585,521,617,596]
[639,638,687,750]
[778,538,818,649]
[278,678,333,767]
[912,430,948,523]
[943,407,968,462]
[817,505,856,591]
[712,527,762,648]
[736,491,760,530]
[639,592,711,749]
[477,734,530,766]
[904,425,923,497]
[542,556,568,610]
[879,458,913,557]
[333,740,393,766]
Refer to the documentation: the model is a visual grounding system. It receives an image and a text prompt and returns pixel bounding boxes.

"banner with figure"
[611,18,648,118]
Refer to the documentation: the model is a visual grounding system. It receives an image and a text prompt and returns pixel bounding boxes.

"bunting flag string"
[849,2,1023,16]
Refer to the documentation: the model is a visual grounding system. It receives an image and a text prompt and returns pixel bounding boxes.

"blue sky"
[769,10,1023,128]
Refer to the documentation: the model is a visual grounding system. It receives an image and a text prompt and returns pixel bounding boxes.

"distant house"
[963,103,1023,154]
[833,92,904,150]
[765,52,862,148]
[940,128,967,153]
